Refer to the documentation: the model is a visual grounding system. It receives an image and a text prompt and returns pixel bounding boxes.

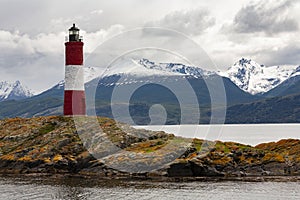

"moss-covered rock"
[0,116,300,178]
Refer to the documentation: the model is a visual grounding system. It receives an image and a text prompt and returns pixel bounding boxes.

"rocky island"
[0,116,300,181]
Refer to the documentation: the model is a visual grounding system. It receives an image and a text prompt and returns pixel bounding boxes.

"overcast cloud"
[227,0,298,35]
[145,8,215,35]
[0,0,300,93]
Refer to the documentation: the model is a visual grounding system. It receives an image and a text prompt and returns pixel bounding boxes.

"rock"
[167,162,193,177]
[190,160,224,177]
[57,138,71,149]
[179,146,197,159]
[1,116,300,179]
[261,170,271,176]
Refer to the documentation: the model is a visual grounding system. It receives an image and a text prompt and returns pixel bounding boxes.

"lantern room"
[68,23,81,42]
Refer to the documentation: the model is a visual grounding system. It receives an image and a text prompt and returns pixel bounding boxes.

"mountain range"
[220,58,300,95]
[0,81,33,101]
[1,58,300,124]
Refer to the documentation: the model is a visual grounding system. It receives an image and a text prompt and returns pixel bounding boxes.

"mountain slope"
[264,75,300,97]
[0,82,63,119]
[225,93,300,123]
[89,74,259,124]
[0,81,33,101]
[220,58,299,95]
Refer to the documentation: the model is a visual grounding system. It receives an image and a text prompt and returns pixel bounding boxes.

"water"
[135,124,300,146]
[0,176,300,200]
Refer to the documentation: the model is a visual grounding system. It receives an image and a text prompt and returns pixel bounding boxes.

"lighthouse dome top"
[69,23,80,32]
[68,23,82,42]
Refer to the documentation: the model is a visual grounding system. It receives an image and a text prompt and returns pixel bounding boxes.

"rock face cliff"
[0,116,299,178]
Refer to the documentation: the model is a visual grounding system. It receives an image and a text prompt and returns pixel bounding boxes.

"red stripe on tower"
[64,24,86,116]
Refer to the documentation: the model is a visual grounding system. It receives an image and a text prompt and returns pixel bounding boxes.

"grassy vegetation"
[39,124,56,134]
[125,139,169,153]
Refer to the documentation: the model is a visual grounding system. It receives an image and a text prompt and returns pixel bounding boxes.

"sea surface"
[135,124,300,146]
[1,176,300,200]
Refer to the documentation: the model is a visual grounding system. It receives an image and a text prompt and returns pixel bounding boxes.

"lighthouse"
[64,24,86,115]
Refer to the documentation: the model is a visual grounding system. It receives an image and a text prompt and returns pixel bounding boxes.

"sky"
[0,0,300,93]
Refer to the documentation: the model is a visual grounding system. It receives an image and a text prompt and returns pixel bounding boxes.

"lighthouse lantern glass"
[69,30,79,35]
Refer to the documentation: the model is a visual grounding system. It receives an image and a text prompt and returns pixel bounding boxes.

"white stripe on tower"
[65,65,84,91]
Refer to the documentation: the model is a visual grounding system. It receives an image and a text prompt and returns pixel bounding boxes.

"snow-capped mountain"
[220,58,300,95]
[84,66,103,83]
[56,58,217,89]
[44,57,300,97]
[0,81,33,101]
[102,58,215,78]
[138,58,215,77]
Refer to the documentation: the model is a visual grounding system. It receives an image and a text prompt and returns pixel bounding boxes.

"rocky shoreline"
[1,116,300,181]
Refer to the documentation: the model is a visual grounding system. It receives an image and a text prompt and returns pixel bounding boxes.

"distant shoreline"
[134,124,300,146]
[1,173,300,183]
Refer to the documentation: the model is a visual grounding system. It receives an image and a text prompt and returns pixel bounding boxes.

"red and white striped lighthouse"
[64,24,86,115]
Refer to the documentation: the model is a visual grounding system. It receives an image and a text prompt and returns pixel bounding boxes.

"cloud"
[84,24,125,53]
[0,29,65,59]
[253,44,300,66]
[225,0,299,35]
[1,0,300,93]
[0,24,124,93]
[91,9,103,15]
[145,8,215,36]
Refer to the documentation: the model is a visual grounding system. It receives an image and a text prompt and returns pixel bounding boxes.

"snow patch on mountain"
[102,58,215,78]
[51,80,65,90]
[289,66,300,78]
[220,58,300,95]
[139,58,215,77]
[0,81,33,101]
[102,58,181,77]
[84,66,103,83]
